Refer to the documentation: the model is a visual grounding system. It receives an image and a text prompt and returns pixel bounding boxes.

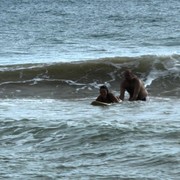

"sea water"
[0,0,180,64]
[0,0,180,179]
[0,98,179,179]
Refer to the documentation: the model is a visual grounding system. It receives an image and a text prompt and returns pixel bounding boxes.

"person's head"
[99,85,109,98]
[123,69,134,80]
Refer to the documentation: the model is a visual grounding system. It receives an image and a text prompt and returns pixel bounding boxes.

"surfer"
[119,69,148,101]
[96,85,120,103]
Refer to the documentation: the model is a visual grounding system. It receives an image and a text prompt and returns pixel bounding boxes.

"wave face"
[0,55,179,99]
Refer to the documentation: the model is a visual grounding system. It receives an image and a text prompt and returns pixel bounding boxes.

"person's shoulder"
[108,92,115,97]
[121,79,129,87]
[134,76,141,83]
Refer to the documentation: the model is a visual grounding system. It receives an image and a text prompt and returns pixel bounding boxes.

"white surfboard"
[91,99,122,106]
[91,101,112,106]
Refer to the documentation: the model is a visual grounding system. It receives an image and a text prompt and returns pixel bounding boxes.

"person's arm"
[130,79,141,101]
[109,93,120,103]
[119,82,125,101]
[96,95,102,102]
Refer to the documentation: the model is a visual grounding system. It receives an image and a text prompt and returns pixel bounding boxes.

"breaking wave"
[0,54,179,99]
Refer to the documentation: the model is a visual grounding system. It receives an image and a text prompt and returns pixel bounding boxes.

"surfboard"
[91,101,112,106]
[91,99,122,106]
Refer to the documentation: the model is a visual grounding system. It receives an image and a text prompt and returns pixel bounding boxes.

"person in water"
[119,69,148,101]
[96,85,120,103]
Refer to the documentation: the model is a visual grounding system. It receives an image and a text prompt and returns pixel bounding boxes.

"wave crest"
[0,54,179,98]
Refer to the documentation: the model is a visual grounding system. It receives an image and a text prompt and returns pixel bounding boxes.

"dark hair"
[124,69,132,75]
[100,85,109,93]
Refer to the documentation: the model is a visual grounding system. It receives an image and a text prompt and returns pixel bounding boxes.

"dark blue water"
[0,0,179,64]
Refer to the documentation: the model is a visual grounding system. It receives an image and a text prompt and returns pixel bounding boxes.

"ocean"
[0,0,180,179]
